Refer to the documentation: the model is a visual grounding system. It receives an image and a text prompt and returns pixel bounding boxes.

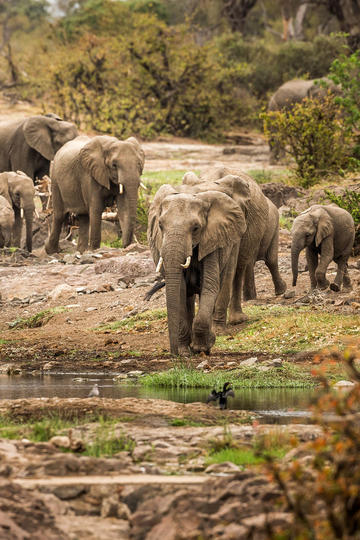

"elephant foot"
[178,344,192,357]
[343,275,352,289]
[45,241,59,255]
[316,280,330,290]
[228,311,248,325]
[275,280,287,296]
[212,323,228,335]
[191,329,215,355]
[330,282,341,292]
[243,290,257,301]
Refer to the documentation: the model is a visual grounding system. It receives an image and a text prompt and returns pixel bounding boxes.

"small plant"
[82,425,135,457]
[325,189,360,255]
[262,96,358,187]
[9,307,67,329]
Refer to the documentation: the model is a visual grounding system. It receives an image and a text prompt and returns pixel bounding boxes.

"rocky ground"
[0,99,359,538]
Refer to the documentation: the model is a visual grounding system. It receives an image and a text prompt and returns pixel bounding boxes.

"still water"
[0,373,316,423]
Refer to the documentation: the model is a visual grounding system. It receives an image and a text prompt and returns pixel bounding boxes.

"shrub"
[262,96,356,187]
[265,348,360,538]
[325,189,360,255]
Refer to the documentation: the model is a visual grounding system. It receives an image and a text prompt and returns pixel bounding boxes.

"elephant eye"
[192,224,200,233]
[111,162,117,169]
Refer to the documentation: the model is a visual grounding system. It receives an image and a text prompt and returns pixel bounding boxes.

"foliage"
[329,51,360,158]
[82,425,135,457]
[266,348,360,538]
[8,307,67,329]
[97,308,167,332]
[262,96,357,187]
[325,188,360,255]
[140,362,315,389]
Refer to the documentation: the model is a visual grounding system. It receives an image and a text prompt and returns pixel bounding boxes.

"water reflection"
[0,374,316,423]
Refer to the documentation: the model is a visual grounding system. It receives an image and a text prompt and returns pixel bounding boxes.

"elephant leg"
[228,263,248,325]
[315,237,333,289]
[342,264,352,289]
[179,290,195,356]
[265,240,287,295]
[243,261,257,301]
[213,246,239,330]
[306,248,318,289]
[77,214,89,254]
[45,183,65,254]
[89,206,103,251]
[12,207,22,247]
[192,253,219,354]
[330,256,348,292]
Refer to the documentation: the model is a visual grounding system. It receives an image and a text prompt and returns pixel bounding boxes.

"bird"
[88,383,99,397]
[206,382,235,410]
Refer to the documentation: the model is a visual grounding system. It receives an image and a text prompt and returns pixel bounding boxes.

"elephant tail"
[144,280,165,301]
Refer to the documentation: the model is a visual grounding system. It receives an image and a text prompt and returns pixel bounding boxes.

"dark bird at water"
[206,382,235,410]
[88,383,99,397]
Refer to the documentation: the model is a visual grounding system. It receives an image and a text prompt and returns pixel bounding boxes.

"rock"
[240,357,258,367]
[205,461,241,474]
[113,373,128,380]
[85,307,97,312]
[94,253,155,279]
[127,370,144,377]
[283,290,295,299]
[270,358,283,368]
[48,283,74,300]
[101,497,131,520]
[49,436,71,449]
[334,380,355,388]
[196,360,210,370]
[53,484,87,500]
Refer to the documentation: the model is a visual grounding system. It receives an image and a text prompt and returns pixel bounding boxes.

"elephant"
[243,197,287,300]
[148,181,246,356]
[0,115,78,182]
[268,77,341,162]
[291,204,355,292]
[0,171,35,252]
[184,169,286,302]
[45,135,145,254]
[0,195,15,248]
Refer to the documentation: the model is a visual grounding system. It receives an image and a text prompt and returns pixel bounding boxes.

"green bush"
[262,96,356,187]
[325,189,360,254]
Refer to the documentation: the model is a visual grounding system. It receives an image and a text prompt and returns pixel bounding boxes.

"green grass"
[206,446,287,466]
[141,170,188,191]
[82,425,135,457]
[96,308,167,332]
[216,305,360,355]
[0,415,75,441]
[248,168,292,185]
[9,307,68,330]
[279,215,293,230]
[140,362,314,389]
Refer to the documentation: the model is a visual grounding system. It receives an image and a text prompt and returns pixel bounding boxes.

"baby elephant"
[291,204,355,291]
[0,195,15,248]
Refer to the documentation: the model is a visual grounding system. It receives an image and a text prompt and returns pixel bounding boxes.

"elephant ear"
[182,172,201,186]
[23,116,55,161]
[199,166,231,182]
[80,137,110,189]
[215,174,251,202]
[125,137,145,175]
[148,184,178,257]
[196,191,247,261]
[0,173,11,204]
[313,208,334,246]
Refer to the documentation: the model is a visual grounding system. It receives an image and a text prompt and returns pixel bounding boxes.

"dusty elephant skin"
[0,115,78,181]
[46,135,145,254]
[0,171,35,252]
[291,204,355,291]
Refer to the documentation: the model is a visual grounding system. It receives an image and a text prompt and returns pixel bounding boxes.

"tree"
[221,0,257,33]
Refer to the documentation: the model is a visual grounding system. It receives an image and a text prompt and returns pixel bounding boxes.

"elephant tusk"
[156,257,163,273]
[20,209,24,219]
[34,208,39,218]
[140,182,147,190]
[181,256,191,269]
[119,184,124,194]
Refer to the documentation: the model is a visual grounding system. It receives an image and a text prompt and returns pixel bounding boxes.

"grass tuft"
[97,308,167,332]
[9,307,68,330]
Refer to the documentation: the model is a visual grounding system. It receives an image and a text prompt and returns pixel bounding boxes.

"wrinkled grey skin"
[0,115,78,181]
[0,195,15,248]
[291,204,355,292]
[0,171,35,252]
[148,180,246,356]
[46,135,145,254]
[243,197,287,300]
[268,78,341,162]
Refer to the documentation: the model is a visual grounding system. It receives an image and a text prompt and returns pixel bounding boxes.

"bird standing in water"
[206,382,235,409]
[88,383,99,397]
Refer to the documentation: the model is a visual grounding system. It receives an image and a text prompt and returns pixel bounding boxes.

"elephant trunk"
[23,207,34,252]
[291,244,302,286]
[117,185,138,248]
[162,237,187,356]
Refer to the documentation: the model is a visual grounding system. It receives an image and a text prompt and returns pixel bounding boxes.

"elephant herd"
[0,111,355,357]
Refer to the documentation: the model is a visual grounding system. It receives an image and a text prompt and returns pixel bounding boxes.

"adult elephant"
[0,115,78,181]
[45,135,145,254]
[148,182,246,356]
[291,205,355,292]
[268,77,340,162]
[0,195,15,248]
[0,171,35,252]
[243,197,287,300]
